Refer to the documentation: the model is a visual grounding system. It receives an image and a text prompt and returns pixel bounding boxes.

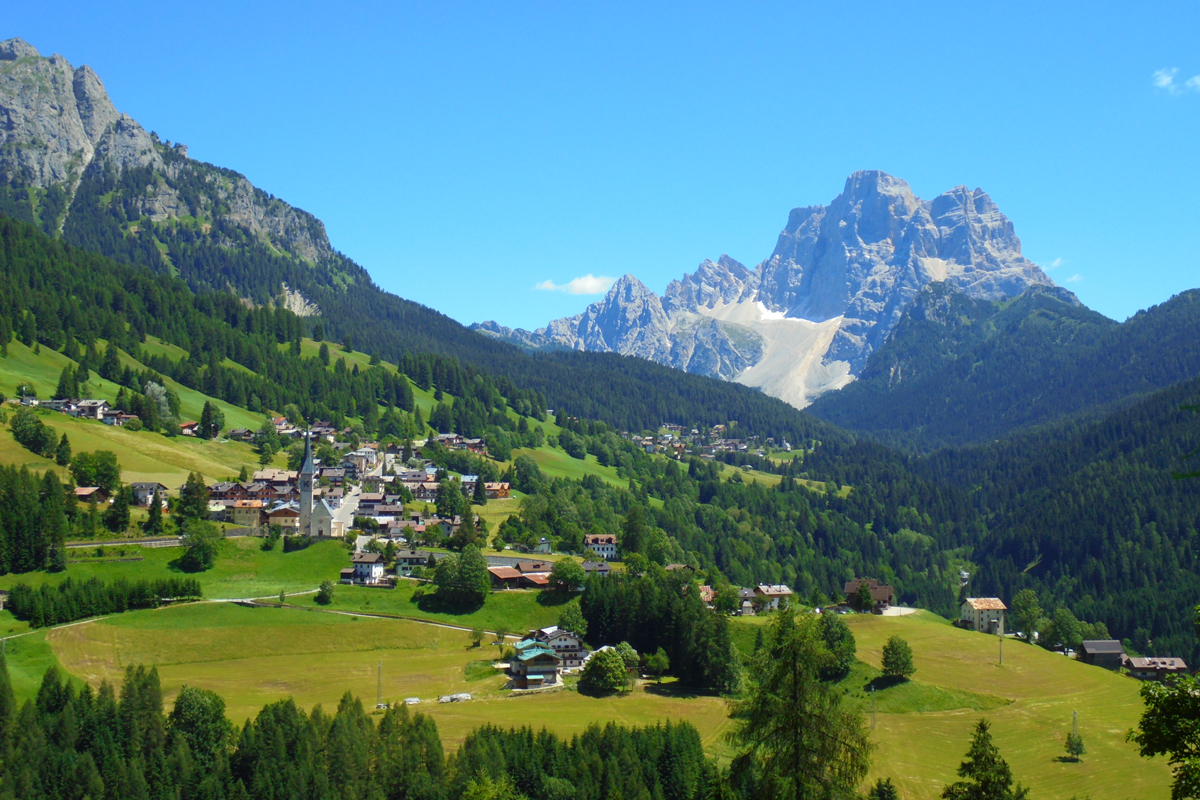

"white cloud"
[1065,273,1083,284]
[1047,257,1064,270]
[534,274,616,295]
[1153,67,1200,95]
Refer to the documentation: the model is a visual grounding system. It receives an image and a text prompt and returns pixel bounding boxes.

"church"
[299,432,346,538]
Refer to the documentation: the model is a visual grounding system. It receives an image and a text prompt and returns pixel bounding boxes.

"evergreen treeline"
[921,376,1200,661]
[0,465,71,575]
[0,660,725,800]
[580,569,740,692]
[6,576,202,628]
[809,282,1200,450]
[0,216,543,433]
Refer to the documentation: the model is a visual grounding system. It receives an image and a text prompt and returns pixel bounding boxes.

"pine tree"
[472,477,487,506]
[174,472,210,527]
[54,434,72,467]
[942,719,1029,800]
[728,608,871,800]
[142,491,164,536]
[54,365,77,400]
[100,342,121,381]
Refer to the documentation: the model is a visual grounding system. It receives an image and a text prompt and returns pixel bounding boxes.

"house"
[843,578,896,613]
[228,428,254,442]
[582,560,611,578]
[321,468,345,486]
[738,587,756,616]
[1123,655,1189,682]
[520,573,550,589]
[510,641,562,689]
[960,598,1007,634]
[73,486,107,503]
[533,538,553,555]
[101,409,124,426]
[525,626,587,668]
[698,585,715,607]
[179,421,200,436]
[267,502,301,531]
[1079,640,1125,670]
[394,549,433,576]
[231,500,265,528]
[515,560,553,574]
[488,566,523,590]
[129,482,168,507]
[350,552,386,585]
[208,482,247,501]
[207,500,229,522]
[583,533,618,561]
[74,399,110,420]
[755,584,793,610]
[484,482,511,499]
[415,481,440,501]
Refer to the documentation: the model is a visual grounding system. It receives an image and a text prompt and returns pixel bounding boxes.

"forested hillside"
[921,377,1200,660]
[808,282,1200,450]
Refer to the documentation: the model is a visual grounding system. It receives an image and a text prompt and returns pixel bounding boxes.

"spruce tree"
[142,492,164,536]
[54,434,72,467]
[942,719,1028,800]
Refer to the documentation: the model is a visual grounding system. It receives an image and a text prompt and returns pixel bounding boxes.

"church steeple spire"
[299,430,315,535]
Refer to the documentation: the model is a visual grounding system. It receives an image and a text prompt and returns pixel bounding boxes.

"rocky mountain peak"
[0,38,39,61]
[478,171,1057,409]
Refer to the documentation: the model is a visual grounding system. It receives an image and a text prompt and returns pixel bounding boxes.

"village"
[25,398,1190,692]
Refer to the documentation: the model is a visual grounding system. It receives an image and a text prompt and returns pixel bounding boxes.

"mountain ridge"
[474,170,1060,408]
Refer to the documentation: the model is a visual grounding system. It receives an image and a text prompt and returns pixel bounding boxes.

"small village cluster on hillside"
[17,398,1190,691]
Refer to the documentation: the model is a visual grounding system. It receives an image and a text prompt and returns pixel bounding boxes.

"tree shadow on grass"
[1054,756,1082,764]
[864,675,908,692]
[536,590,576,608]
[643,681,722,699]
[415,592,484,616]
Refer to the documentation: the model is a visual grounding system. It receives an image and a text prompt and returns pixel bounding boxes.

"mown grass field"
[0,536,349,599]
[320,579,566,634]
[842,611,1171,800]
[4,570,1169,799]
[46,602,734,749]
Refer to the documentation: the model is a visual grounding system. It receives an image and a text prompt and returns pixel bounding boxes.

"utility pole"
[870,684,876,730]
[376,660,385,709]
[1072,709,1078,738]
[998,615,1005,666]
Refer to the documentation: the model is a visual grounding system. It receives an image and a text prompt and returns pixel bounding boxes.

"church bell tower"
[299,431,315,536]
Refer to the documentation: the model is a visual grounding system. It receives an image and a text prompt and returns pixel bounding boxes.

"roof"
[74,486,102,497]
[1125,656,1188,670]
[352,552,384,564]
[516,646,560,662]
[488,566,522,580]
[756,584,793,596]
[522,573,550,586]
[964,597,1007,611]
[1080,639,1125,655]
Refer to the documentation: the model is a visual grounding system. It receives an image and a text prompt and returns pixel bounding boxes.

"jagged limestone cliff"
[475,171,1057,407]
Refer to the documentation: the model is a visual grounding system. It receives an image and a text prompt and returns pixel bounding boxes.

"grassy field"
[843,611,1171,800]
[47,602,734,748]
[10,588,1170,798]
[508,446,626,487]
[0,536,349,599]
[321,579,567,634]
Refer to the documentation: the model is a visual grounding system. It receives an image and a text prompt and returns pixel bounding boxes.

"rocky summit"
[0,37,332,307]
[474,170,1056,408]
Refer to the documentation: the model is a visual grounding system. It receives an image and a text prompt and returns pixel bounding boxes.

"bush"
[179,519,221,572]
[579,648,628,695]
[881,635,915,679]
[316,580,335,605]
[283,535,315,553]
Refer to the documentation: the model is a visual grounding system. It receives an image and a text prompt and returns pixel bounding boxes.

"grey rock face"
[0,37,334,277]
[476,170,1055,407]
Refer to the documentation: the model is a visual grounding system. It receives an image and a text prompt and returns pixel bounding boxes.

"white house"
[961,597,1007,634]
[351,552,386,584]
[755,584,794,610]
[583,533,618,561]
[526,625,587,669]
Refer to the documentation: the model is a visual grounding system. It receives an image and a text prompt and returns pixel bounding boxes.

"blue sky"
[7,2,1200,329]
